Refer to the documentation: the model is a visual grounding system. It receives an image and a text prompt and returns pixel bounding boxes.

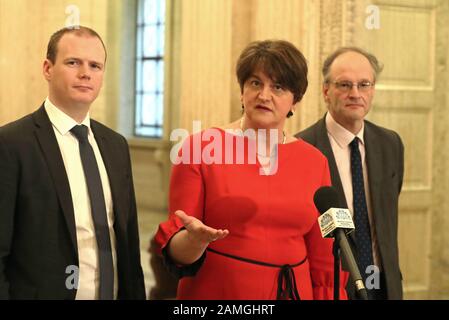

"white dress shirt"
[325,112,381,269]
[44,98,118,299]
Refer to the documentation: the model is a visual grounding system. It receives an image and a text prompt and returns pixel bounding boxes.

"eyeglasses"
[330,80,375,92]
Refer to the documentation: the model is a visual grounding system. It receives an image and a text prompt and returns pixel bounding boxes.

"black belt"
[207,247,307,300]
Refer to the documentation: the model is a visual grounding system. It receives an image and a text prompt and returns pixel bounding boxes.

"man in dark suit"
[296,47,404,299]
[0,26,145,299]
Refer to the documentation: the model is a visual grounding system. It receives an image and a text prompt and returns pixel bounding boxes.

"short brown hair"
[46,25,107,64]
[236,40,308,104]
[322,47,383,83]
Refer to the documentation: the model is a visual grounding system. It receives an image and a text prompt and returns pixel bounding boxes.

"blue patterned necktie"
[349,137,374,296]
[71,125,114,300]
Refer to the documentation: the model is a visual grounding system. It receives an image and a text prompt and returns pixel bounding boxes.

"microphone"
[314,186,369,300]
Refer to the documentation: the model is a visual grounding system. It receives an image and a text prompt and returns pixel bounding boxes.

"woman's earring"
[287,110,294,118]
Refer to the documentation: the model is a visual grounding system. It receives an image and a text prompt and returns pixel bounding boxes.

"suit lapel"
[364,122,383,237]
[32,105,78,252]
[91,122,126,233]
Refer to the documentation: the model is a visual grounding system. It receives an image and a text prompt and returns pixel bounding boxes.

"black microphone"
[314,186,369,300]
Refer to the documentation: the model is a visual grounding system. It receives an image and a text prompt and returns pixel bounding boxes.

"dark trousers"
[369,271,387,300]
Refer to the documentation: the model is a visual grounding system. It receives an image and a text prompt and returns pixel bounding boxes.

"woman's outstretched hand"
[167,210,230,265]
[174,210,229,246]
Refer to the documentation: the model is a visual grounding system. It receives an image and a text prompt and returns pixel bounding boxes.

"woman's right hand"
[174,210,229,246]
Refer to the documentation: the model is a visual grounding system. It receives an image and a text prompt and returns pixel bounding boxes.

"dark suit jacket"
[296,115,404,300]
[0,105,146,299]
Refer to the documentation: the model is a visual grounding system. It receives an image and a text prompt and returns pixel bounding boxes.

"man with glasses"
[296,47,404,300]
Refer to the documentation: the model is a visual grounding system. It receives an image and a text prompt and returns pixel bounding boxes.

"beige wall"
[342,0,449,299]
[0,0,113,126]
[1,0,449,299]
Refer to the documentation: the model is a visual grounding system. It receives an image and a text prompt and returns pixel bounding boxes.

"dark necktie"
[71,125,114,300]
[349,137,374,296]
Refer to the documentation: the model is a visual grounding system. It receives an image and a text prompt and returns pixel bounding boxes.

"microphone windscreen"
[313,186,340,215]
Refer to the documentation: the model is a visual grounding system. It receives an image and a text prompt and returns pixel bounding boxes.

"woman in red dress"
[154,40,348,300]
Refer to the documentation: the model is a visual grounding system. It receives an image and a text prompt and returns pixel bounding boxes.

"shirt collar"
[325,112,365,148]
[44,97,91,136]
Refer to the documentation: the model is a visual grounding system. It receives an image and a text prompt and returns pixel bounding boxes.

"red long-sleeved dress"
[154,128,348,300]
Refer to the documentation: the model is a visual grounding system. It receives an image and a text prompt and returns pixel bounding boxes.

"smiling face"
[323,51,375,134]
[241,70,295,131]
[43,33,106,118]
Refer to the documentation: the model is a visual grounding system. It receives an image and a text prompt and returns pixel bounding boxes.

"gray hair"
[322,47,383,83]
